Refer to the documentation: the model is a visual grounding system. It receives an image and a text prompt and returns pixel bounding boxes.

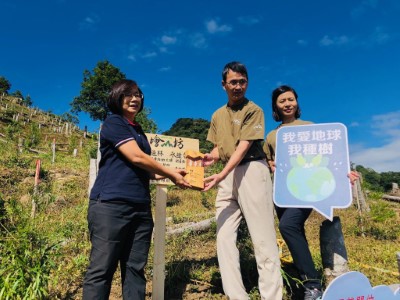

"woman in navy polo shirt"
[83,79,190,300]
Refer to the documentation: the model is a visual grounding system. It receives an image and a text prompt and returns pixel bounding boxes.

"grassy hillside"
[0,95,399,299]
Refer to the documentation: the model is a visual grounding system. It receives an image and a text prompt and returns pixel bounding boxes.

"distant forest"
[163,118,213,153]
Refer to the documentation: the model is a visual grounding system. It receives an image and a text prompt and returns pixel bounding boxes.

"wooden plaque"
[184,150,205,190]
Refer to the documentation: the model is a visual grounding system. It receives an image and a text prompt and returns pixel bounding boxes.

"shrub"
[0,200,59,299]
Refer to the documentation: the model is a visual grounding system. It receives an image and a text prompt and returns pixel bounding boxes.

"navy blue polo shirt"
[89,114,152,203]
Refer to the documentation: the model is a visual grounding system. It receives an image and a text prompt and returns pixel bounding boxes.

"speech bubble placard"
[274,123,352,220]
[322,271,400,300]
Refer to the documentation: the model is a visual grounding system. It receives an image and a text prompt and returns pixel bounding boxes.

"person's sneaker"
[304,287,323,300]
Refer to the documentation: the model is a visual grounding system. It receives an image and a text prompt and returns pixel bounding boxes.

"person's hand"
[175,169,187,176]
[268,160,276,172]
[202,173,223,191]
[202,153,215,167]
[171,170,191,189]
[347,171,360,186]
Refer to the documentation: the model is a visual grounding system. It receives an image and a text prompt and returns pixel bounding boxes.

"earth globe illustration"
[286,154,336,202]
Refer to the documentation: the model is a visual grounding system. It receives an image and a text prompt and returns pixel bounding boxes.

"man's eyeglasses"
[226,79,248,87]
[125,93,144,100]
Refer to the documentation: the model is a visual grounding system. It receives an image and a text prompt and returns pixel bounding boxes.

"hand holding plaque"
[184,150,205,190]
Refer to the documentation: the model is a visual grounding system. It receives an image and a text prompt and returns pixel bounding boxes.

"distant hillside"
[0,94,98,298]
[163,117,213,153]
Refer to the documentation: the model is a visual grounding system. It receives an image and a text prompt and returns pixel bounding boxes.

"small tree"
[70,61,126,121]
[0,76,11,95]
[10,90,24,100]
[60,112,79,125]
[136,107,158,133]
[23,95,33,107]
[71,60,158,132]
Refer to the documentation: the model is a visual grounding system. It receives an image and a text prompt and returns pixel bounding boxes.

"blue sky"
[1,0,399,172]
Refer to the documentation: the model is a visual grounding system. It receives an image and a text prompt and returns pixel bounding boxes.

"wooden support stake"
[397,252,400,279]
[18,137,24,153]
[152,185,168,300]
[52,138,56,163]
[32,159,41,218]
[88,158,98,196]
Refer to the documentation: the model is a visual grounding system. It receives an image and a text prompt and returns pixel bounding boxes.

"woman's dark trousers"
[83,199,154,300]
[275,206,321,289]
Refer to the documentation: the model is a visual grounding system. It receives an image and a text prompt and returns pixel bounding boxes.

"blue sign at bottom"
[322,271,400,300]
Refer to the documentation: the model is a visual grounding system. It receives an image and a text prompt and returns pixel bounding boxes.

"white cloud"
[237,16,261,26]
[161,35,177,45]
[319,35,350,47]
[127,54,136,61]
[152,31,182,54]
[159,66,171,72]
[127,43,140,62]
[79,13,100,31]
[350,139,400,172]
[350,111,400,172]
[351,0,378,18]
[371,111,400,138]
[142,51,157,59]
[319,27,392,49]
[189,33,207,49]
[205,19,232,34]
[349,122,360,127]
[368,26,391,45]
[297,39,308,46]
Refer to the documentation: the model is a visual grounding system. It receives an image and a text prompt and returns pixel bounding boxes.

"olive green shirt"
[263,119,313,161]
[207,99,266,163]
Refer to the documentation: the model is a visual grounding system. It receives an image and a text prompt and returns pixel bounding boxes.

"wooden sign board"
[146,133,200,185]
[146,134,202,298]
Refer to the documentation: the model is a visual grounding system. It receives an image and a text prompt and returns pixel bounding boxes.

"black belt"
[238,157,263,165]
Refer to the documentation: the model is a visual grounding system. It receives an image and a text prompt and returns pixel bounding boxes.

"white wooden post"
[52,138,56,164]
[18,137,24,153]
[152,185,168,300]
[397,252,400,279]
[32,159,41,218]
[88,158,98,196]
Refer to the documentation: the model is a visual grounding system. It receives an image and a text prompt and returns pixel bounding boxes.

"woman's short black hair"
[107,79,144,115]
[222,61,248,82]
[271,85,301,122]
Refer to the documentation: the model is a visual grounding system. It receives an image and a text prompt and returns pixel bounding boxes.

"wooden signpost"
[146,133,201,299]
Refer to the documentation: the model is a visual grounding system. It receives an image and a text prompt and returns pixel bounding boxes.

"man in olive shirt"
[203,61,282,300]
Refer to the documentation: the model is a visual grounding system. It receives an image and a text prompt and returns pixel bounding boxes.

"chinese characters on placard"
[150,135,184,149]
[339,294,375,300]
[147,134,200,185]
[151,150,185,167]
[282,129,342,156]
[274,124,351,220]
